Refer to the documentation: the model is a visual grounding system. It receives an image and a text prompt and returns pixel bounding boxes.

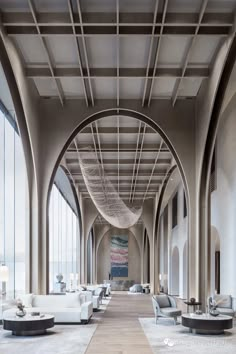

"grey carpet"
[139,317,236,354]
[0,299,111,354]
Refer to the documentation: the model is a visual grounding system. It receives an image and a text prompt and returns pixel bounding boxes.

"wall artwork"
[111,235,128,277]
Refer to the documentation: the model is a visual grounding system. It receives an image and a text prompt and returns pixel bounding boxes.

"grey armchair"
[207,294,235,317]
[152,294,182,325]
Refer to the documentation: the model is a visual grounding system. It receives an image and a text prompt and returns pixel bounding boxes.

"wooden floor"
[86,292,153,354]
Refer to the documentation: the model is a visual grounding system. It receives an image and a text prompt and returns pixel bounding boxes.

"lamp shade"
[159,274,162,281]
[69,273,75,281]
[0,264,9,282]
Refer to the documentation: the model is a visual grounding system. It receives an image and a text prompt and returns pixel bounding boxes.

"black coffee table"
[182,313,233,334]
[3,314,54,336]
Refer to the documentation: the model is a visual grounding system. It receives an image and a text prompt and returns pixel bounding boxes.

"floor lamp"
[0,264,9,323]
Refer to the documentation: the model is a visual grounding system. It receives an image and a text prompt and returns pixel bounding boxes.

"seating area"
[1,0,236,353]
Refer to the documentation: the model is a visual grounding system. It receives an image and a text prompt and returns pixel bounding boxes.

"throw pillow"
[155,295,170,308]
[17,293,34,308]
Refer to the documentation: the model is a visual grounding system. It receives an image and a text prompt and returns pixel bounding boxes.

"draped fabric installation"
[78,148,142,228]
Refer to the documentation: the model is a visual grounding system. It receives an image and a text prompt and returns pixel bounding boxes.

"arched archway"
[47,110,191,293]
[171,246,180,296]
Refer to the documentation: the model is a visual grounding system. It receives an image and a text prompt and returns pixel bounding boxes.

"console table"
[105,280,135,291]
[3,314,54,336]
[182,313,233,334]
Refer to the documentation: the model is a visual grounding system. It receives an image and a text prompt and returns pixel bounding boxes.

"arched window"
[0,109,28,298]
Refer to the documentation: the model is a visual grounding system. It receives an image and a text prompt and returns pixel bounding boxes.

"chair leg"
[173,317,177,325]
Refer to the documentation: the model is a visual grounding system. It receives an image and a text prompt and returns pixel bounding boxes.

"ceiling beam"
[25,66,209,79]
[171,0,209,106]
[66,143,170,152]
[67,0,90,106]
[77,127,155,134]
[27,0,64,106]
[69,169,168,177]
[66,158,171,165]
[5,25,229,36]
[2,11,233,28]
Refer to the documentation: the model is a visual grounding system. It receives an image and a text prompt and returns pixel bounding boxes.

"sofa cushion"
[17,293,34,308]
[217,308,234,316]
[161,307,181,317]
[32,295,75,308]
[154,295,170,308]
[214,295,232,308]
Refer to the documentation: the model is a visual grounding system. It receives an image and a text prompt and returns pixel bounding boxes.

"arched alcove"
[183,241,187,299]
[96,226,141,285]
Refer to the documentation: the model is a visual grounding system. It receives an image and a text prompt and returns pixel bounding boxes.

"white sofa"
[3,294,93,324]
[75,291,100,311]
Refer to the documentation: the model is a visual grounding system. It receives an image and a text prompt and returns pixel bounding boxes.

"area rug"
[0,324,97,354]
[139,317,236,354]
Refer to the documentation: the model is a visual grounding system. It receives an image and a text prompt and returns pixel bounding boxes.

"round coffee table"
[3,314,54,336]
[182,313,233,334]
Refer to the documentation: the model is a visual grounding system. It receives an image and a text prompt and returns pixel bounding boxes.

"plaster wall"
[97,229,141,284]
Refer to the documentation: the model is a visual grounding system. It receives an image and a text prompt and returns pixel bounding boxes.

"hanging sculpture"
[78,148,142,229]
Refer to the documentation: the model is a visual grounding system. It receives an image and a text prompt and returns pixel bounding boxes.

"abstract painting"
[111,235,128,277]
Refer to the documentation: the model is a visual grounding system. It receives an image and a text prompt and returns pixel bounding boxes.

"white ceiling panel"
[120,37,151,68]
[152,78,176,97]
[207,0,236,13]
[167,0,202,13]
[178,77,203,97]
[158,36,191,67]
[119,0,156,13]
[120,78,143,99]
[45,37,79,66]
[86,37,117,68]
[92,78,116,99]
[34,0,68,12]
[80,0,116,13]
[119,116,141,127]
[60,78,85,97]
[13,36,48,64]
[34,78,58,96]
[0,0,29,12]
[190,37,222,65]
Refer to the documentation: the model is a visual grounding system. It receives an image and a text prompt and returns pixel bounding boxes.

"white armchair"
[152,294,182,325]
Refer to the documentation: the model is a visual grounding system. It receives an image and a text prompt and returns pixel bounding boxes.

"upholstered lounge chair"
[207,294,235,317]
[152,294,182,325]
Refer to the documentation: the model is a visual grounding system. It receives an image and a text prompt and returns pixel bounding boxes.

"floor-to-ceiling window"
[0,110,28,298]
[49,184,79,292]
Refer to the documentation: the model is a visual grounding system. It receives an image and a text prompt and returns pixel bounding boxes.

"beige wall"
[97,229,141,284]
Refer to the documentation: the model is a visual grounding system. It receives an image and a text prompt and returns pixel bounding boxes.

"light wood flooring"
[86,292,153,354]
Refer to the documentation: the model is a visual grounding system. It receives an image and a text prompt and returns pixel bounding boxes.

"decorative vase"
[16,309,26,317]
[209,308,220,317]
[56,273,63,283]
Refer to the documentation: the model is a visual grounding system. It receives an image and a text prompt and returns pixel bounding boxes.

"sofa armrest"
[81,301,93,321]
[232,297,236,313]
